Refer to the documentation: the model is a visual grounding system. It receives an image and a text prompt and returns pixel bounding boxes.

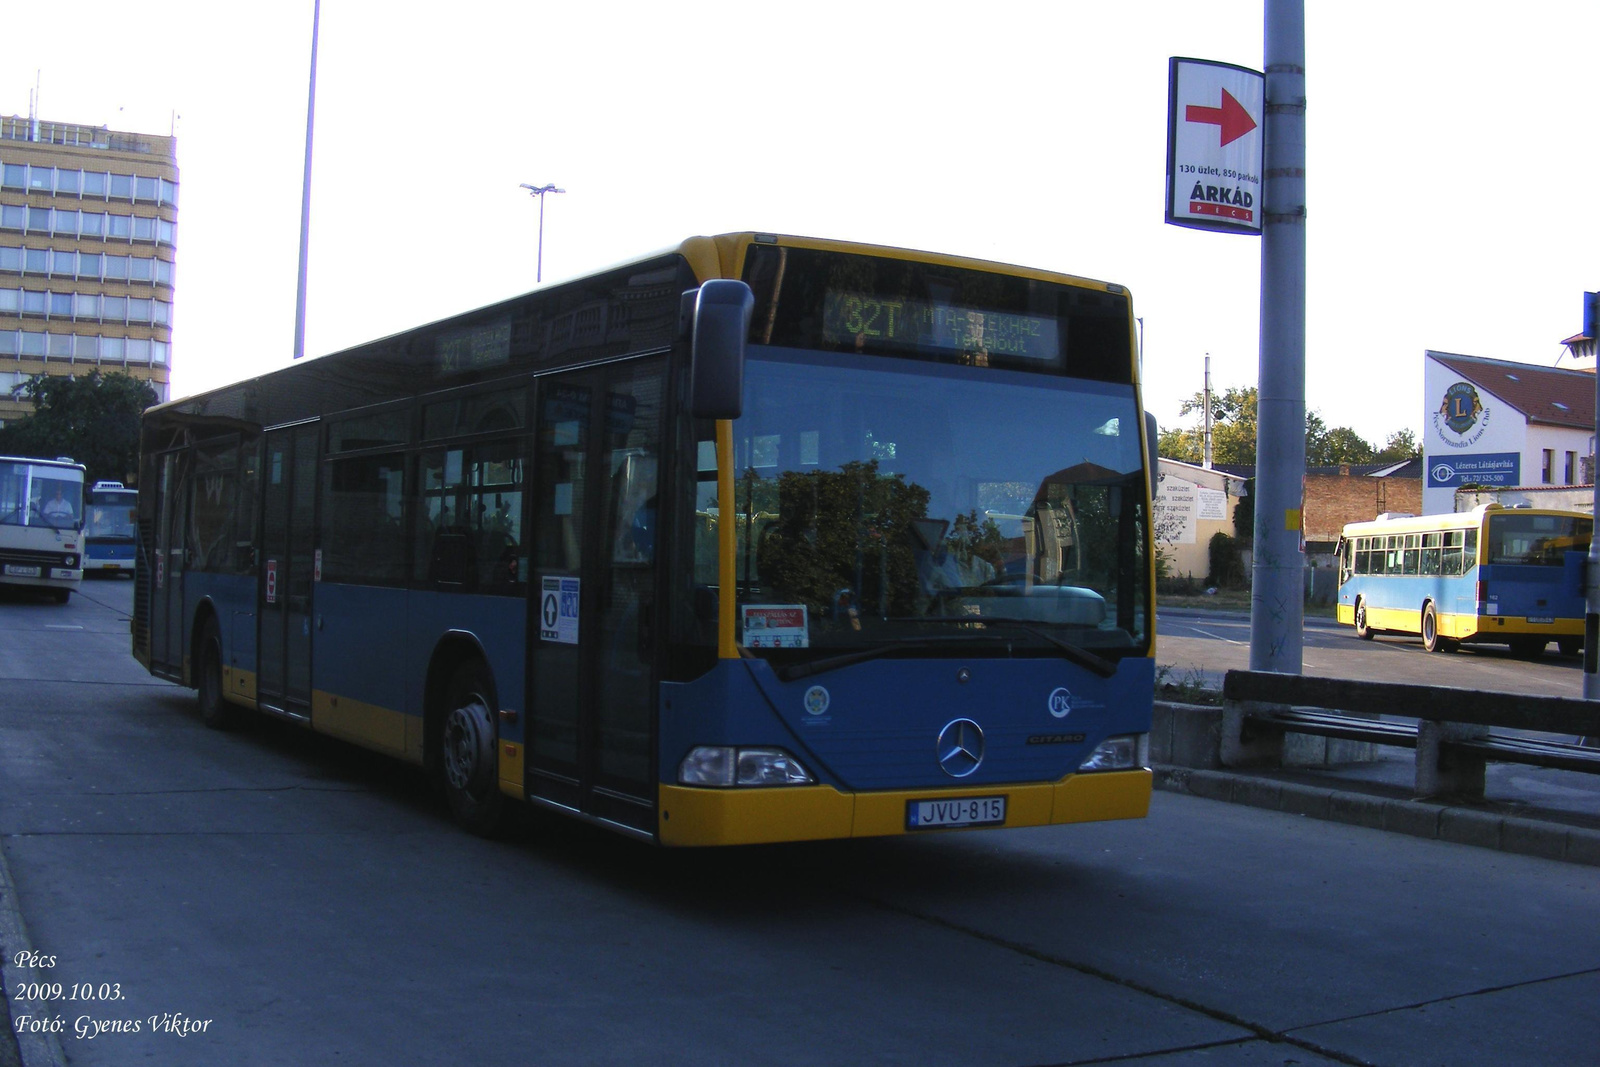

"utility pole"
[1203,354,1214,470]
[292,0,320,360]
[1249,0,1307,674]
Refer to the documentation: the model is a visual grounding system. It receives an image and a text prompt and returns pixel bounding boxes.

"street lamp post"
[519,182,565,283]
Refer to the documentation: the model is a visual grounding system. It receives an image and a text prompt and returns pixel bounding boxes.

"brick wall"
[1304,471,1422,544]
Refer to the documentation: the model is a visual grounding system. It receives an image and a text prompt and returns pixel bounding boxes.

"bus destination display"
[436,319,512,375]
[821,292,1059,362]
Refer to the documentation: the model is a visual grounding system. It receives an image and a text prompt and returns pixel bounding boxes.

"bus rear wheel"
[1353,598,1374,640]
[1421,603,1456,653]
[1558,636,1582,657]
[196,617,239,730]
[439,663,506,836]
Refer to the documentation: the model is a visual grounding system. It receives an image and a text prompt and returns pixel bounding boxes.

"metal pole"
[1249,0,1307,673]
[1584,294,1600,700]
[292,0,320,361]
[520,183,564,285]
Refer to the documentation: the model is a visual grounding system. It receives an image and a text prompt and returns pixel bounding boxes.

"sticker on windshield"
[741,605,809,648]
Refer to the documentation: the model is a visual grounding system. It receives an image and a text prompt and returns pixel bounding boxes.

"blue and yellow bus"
[84,481,138,575]
[133,233,1157,845]
[1336,505,1591,656]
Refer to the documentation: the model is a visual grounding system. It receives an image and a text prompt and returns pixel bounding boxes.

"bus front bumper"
[657,769,1152,847]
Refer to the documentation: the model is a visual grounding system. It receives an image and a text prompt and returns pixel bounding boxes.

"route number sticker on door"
[540,576,580,644]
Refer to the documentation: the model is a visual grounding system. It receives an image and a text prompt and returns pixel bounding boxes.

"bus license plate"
[906,796,1006,830]
[4,565,40,578]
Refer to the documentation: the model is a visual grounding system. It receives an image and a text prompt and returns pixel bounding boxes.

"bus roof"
[149,232,1130,417]
[1340,504,1591,538]
[0,455,85,472]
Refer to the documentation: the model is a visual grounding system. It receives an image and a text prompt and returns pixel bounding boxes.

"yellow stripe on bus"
[657,769,1151,847]
[311,690,408,757]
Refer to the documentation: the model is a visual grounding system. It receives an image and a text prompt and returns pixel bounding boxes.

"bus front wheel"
[1421,603,1456,653]
[439,663,506,836]
[1353,599,1374,640]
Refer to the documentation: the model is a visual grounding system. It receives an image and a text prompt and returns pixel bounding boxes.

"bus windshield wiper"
[901,617,1119,678]
[770,639,938,683]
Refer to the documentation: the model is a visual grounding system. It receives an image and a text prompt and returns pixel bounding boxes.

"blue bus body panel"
[183,572,256,667]
[312,584,412,716]
[407,589,528,742]
[1352,565,1580,624]
[660,656,1154,790]
[86,542,136,566]
[1480,564,1583,621]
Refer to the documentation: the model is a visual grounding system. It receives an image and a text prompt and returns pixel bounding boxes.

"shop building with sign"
[1153,459,1247,580]
[1422,350,1595,515]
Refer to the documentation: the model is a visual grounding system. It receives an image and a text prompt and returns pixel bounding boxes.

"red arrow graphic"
[1185,89,1257,147]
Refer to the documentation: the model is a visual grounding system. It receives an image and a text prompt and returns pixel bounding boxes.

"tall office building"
[0,115,176,427]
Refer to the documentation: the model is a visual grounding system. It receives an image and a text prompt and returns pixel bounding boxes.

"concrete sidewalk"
[1153,700,1600,867]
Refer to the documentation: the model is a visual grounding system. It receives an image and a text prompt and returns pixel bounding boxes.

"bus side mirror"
[689,280,753,420]
[1144,411,1159,502]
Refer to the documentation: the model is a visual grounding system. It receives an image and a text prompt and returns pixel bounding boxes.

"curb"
[0,844,67,1067]
[1154,765,1600,867]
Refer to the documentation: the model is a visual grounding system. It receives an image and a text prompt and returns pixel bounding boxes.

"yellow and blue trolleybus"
[1336,505,1591,657]
[133,233,1158,845]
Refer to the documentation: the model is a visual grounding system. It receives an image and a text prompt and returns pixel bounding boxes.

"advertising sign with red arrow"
[1166,57,1265,234]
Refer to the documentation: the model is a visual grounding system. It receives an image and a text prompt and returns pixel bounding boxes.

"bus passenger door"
[527,360,664,834]
[257,423,318,717]
[148,450,188,677]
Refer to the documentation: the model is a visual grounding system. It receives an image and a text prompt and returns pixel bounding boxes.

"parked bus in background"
[0,455,85,603]
[133,232,1158,845]
[84,481,138,576]
[1336,505,1591,656]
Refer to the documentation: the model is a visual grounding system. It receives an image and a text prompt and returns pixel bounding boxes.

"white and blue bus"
[1336,505,1591,656]
[0,455,85,603]
[84,481,138,575]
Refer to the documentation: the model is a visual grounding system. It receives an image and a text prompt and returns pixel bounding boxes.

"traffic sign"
[1166,57,1266,234]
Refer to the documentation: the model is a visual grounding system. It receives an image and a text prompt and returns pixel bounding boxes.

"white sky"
[8,1,1598,446]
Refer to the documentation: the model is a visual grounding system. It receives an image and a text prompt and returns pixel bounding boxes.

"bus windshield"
[1487,512,1592,565]
[711,351,1149,661]
[86,490,138,541]
[0,459,83,530]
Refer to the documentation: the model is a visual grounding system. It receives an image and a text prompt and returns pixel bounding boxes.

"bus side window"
[1421,532,1441,576]
[1442,530,1462,576]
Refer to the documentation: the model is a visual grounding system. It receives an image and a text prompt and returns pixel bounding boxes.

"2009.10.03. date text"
[11,982,123,1003]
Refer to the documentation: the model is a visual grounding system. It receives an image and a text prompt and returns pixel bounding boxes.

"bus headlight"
[679,746,815,787]
[1078,734,1149,772]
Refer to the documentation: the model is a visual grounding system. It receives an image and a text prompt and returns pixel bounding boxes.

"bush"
[1208,532,1246,588]
[1156,573,1206,596]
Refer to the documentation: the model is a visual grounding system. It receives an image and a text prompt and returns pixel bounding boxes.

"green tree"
[1158,385,1259,465]
[1158,383,1417,470]
[0,372,157,486]
[1307,424,1376,466]
[1374,428,1421,462]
